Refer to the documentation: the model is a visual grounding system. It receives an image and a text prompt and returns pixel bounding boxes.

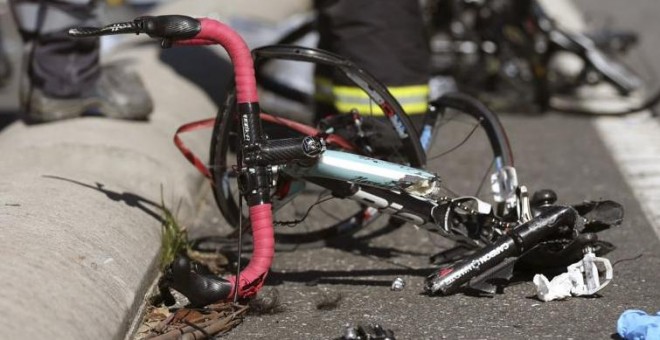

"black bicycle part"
[425,205,578,295]
[515,232,615,271]
[210,45,430,232]
[210,91,241,228]
[425,0,649,114]
[68,15,201,41]
[529,0,642,96]
[159,255,233,307]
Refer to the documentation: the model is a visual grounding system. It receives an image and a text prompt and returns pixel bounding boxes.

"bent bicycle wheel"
[419,91,517,252]
[210,46,428,249]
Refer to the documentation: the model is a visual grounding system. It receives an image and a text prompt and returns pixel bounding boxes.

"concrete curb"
[0,33,214,340]
[0,25,216,339]
[0,0,312,338]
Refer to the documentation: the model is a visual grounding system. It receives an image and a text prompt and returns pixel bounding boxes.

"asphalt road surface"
[1,1,658,339]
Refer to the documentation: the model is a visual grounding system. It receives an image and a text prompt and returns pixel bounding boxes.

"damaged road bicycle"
[70,14,625,306]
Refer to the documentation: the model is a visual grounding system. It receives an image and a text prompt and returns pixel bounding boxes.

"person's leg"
[0,27,12,88]
[9,0,152,123]
[314,0,430,153]
[315,0,430,118]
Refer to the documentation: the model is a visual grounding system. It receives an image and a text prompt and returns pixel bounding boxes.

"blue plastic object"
[617,309,660,340]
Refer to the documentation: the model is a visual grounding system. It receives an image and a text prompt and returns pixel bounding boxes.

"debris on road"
[390,277,405,291]
[135,303,248,340]
[316,291,343,311]
[248,289,287,315]
[617,309,660,340]
[341,324,396,340]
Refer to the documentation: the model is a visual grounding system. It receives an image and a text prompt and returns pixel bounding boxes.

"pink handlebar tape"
[175,17,271,299]
[227,204,274,298]
[176,18,259,104]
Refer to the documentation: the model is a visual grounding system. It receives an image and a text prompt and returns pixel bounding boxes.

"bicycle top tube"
[281,150,439,194]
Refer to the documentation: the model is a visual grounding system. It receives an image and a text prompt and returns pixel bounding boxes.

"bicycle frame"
[70,15,516,303]
[69,14,624,307]
[281,154,496,247]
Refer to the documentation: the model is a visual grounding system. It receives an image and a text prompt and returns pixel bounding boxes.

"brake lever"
[69,15,202,47]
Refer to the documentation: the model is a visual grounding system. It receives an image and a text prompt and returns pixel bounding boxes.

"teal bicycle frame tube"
[281,150,439,193]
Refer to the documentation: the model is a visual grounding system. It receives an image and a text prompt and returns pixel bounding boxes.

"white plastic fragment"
[533,271,580,302]
[533,249,613,302]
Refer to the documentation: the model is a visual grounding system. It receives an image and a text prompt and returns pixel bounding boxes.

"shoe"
[21,64,153,123]
[94,64,154,120]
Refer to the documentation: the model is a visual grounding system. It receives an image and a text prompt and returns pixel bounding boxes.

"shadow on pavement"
[190,232,432,259]
[159,46,233,107]
[43,175,164,223]
[267,267,433,287]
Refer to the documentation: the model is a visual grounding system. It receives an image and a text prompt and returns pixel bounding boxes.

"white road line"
[595,113,660,238]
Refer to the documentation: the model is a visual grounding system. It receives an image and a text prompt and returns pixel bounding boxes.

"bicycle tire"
[253,45,426,167]
[210,89,389,247]
[423,92,516,221]
[211,45,428,229]
[209,90,241,228]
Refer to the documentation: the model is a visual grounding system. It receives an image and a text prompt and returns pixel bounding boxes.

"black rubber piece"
[160,255,232,307]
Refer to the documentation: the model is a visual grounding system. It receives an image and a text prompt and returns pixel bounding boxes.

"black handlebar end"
[68,15,201,42]
[135,15,201,40]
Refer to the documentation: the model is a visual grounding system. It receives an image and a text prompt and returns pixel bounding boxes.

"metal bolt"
[391,277,406,291]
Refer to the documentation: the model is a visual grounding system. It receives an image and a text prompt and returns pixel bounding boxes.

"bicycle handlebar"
[71,15,269,303]
[70,16,259,104]
[68,15,201,40]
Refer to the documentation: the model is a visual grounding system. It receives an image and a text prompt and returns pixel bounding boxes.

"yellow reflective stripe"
[314,77,335,103]
[390,85,430,98]
[333,84,429,115]
[333,84,429,99]
[334,102,428,115]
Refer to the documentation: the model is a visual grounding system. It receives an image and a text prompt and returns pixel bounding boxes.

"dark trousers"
[9,0,100,97]
[315,0,430,87]
[314,0,430,138]
[314,0,430,128]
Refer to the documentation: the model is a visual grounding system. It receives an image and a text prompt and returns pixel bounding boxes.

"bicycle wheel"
[210,46,429,247]
[209,90,385,249]
[422,92,517,227]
